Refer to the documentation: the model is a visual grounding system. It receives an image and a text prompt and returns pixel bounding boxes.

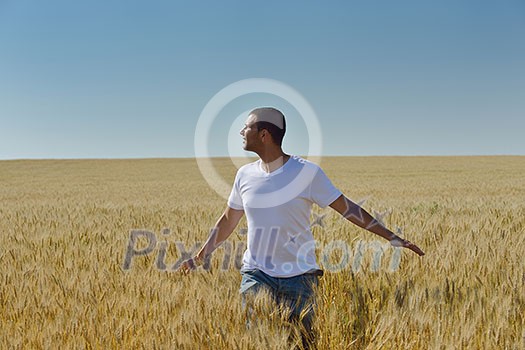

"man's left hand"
[390,237,425,256]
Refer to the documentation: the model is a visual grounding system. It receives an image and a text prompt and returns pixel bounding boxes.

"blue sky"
[1,0,524,159]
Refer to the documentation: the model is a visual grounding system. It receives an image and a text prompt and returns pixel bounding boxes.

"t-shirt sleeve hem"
[317,190,343,208]
[227,201,244,210]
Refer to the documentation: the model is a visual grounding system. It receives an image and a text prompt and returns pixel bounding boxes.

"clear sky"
[1,0,524,159]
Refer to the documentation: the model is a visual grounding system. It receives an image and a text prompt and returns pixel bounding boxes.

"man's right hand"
[176,206,243,275]
[177,257,201,275]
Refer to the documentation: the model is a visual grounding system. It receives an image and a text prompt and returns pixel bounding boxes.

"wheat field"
[1,156,524,349]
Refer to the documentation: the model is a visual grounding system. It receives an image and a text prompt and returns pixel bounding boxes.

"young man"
[179,107,424,347]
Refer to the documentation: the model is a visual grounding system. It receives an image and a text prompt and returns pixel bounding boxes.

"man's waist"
[241,263,323,278]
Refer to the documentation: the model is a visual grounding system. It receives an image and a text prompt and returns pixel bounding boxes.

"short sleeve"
[227,171,244,210]
[309,167,342,208]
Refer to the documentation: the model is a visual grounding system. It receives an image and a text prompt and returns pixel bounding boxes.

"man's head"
[240,107,286,152]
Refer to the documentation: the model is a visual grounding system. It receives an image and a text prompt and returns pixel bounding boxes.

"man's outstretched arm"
[329,195,425,256]
[178,206,244,274]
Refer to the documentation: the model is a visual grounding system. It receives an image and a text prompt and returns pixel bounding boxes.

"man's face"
[240,114,259,151]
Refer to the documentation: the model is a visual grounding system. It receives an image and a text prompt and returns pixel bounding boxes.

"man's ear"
[259,129,268,142]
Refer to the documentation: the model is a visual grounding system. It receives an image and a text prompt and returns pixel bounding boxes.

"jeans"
[240,269,320,349]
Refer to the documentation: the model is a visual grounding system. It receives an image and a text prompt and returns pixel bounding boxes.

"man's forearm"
[358,211,397,241]
[340,197,397,241]
[329,195,425,256]
[194,214,235,261]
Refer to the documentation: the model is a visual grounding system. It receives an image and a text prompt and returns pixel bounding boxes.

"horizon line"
[1,154,523,161]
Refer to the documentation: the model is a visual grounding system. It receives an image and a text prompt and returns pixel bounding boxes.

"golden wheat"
[1,156,524,349]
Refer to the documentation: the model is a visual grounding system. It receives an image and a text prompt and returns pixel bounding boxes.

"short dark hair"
[251,108,286,146]
[255,121,286,146]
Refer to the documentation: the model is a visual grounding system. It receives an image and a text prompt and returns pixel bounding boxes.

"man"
[179,107,424,348]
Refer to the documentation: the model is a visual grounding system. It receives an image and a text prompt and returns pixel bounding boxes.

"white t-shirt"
[227,155,342,277]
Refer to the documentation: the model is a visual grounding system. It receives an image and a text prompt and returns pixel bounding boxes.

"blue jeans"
[240,269,320,348]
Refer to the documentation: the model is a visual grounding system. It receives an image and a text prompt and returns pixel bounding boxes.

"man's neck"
[258,149,290,173]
